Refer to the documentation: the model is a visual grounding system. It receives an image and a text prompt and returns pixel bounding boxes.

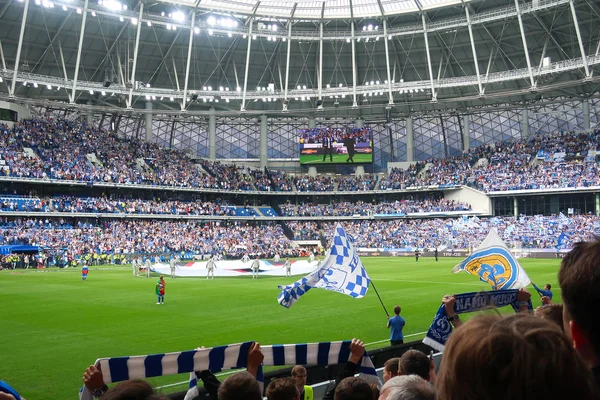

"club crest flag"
[277,224,371,308]
[452,228,531,290]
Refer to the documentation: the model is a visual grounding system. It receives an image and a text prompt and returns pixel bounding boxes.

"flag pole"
[370,280,390,318]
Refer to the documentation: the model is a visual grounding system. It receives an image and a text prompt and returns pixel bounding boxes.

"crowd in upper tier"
[1,120,600,193]
[0,195,470,217]
[0,196,256,216]
[280,198,472,217]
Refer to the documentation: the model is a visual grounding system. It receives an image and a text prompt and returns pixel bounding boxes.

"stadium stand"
[2,121,600,193]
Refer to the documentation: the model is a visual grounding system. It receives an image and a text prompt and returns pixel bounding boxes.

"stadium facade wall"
[0,100,30,126]
[444,186,492,215]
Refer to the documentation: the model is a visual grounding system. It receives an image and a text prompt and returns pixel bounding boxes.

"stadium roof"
[157,0,468,20]
[0,0,598,118]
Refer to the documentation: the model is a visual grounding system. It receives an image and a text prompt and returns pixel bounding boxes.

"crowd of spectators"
[3,119,600,194]
[0,219,295,258]
[0,214,596,259]
[337,175,379,191]
[294,176,335,192]
[287,221,321,240]
[0,196,253,216]
[249,169,295,191]
[319,214,600,250]
[279,199,472,217]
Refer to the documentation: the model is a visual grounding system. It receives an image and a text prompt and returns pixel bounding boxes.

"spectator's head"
[334,377,374,400]
[398,350,430,381]
[544,283,551,291]
[394,305,401,316]
[534,304,564,332]
[559,239,600,367]
[379,375,436,400]
[100,379,168,400]
[436,314,595,400]
[291,365,307,391]
[218,371,262,400]
[383,357,401,382]
[266,378,300,400]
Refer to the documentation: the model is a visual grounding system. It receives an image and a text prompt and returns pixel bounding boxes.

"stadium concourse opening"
[1,0,600,397]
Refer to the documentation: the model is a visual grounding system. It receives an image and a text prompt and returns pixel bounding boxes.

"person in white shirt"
[309,253,315,263]
[169,256,177,279]
[251,257,260,279]
[284,258,292,277]
[132,258,138,276]
[242,253,250,263]
[145,258,151,278]
[206,256,216,280]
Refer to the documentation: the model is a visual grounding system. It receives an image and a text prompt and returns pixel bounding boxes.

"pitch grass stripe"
[155,332,429,390]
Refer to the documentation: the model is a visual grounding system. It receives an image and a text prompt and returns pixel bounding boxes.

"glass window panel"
[469,109,522,148]
[529,101,584,135]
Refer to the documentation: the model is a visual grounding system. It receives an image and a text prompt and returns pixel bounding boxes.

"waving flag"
[278,224,370,308]
[452,228,530,290]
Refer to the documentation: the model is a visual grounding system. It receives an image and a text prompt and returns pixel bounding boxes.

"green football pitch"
[300,153,373,164]
[1,257,561,399]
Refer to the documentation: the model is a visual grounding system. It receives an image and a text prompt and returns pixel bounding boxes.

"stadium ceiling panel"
[0,0,598,118]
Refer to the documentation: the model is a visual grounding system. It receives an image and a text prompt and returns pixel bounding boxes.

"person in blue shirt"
[532,282,553,302]
[387,305,406,346]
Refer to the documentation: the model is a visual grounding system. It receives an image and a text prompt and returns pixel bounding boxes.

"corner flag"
[277,224,371,308]
[452,228,531,290]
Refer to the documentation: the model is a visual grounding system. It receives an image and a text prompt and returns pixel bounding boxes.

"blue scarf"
[423,289,532,351]
[79,340,380,400]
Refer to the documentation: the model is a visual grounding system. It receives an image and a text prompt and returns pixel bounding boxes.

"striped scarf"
[79,341,380,400]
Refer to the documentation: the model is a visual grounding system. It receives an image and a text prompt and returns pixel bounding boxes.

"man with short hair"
[558,239,600,386]
[531,282,553,300]
[266,378,300,400]
[155,275,165,305]
[382,358,400,383]
[291,365,313,400]
[284,258,292,278]
[333,377,373,400]
[169,256,177,279]
[251,257,260,279]
[322,339,368,400]
[322,133,334,162]
[217,371,262,400]
[387,305,406,346]
[379,375,436,400]
[397,350,430,381]
[206,255,216,280]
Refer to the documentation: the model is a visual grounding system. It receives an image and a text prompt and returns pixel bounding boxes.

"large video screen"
[299,127,374,165]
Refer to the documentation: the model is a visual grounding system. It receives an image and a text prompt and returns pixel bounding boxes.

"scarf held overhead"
[422,289,533,352]
[79,340,380,400]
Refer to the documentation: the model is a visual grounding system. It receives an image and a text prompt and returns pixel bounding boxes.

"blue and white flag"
[452,228,530,290]
[79,341,380,400]
[422,289,533,351]
[278,224,370,308]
